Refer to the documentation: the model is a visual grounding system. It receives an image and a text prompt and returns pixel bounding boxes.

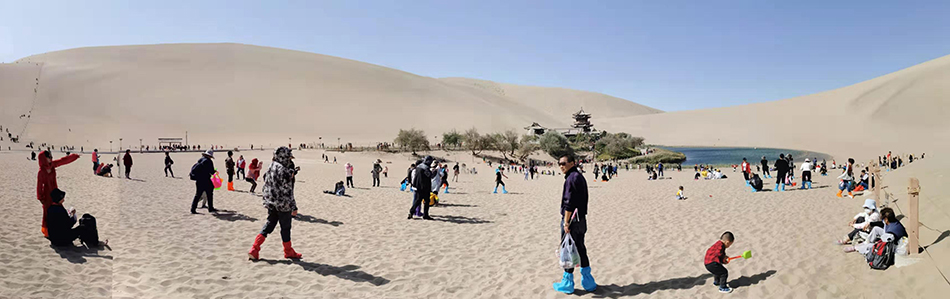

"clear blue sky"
[2,0,949,111]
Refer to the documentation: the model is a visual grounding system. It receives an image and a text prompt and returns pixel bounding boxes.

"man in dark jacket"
[190,150,218,214]
[408,156,434,220]
[123,149,133,179]
[774,154,789,191]
[46,188,83,246]
[553,155,596,294]
[760,156,770,178]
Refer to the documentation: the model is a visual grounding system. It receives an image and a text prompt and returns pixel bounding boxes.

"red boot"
[248,234,266,260]
[283,241,302,259]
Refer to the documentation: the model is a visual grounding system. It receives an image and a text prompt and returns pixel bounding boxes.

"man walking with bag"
[553,155,596,294]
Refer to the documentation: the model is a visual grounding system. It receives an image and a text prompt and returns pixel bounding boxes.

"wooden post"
[872,163,882,202]
[908,178,920,255]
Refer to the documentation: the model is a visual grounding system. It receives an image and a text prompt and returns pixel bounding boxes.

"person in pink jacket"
[345,162,354,188]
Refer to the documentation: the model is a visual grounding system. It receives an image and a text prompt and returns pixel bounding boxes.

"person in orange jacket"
[37,150,79,237]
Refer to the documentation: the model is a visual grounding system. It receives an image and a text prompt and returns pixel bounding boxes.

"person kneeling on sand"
[248,147,302,260]
[96,163,114,177]
[749,173,764,192]
[47,188,107,248]
[705,232,735,294]
[836,199,881,245]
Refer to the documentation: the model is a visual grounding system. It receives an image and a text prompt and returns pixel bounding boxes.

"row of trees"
[396,127,646,162]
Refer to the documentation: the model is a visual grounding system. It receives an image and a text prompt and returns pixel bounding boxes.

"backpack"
[189,161,201,180]
[866,241,896,270]
[77,213,99,247]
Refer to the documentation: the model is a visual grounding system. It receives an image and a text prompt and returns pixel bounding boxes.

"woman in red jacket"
[245,158,263,193]
[37,150,79,237]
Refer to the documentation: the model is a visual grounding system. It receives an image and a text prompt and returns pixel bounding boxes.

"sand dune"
[599,54,950,159]
[0,43,661,151]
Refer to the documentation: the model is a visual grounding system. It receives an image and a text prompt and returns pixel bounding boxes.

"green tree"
[442,130,463,149]
[492,130,520,160]
[394,128,429,154]
[540,131,574,159]
[594,132,644,160]
[515,134,540,161]
[463,128,486,155]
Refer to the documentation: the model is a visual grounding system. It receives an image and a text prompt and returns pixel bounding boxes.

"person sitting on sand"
[676,186,686,200]
[844,207,905,254]
[836,199,881,245]
[855,169,870,192]
[47,188,106,248]
[749,173,764,192]
[248,147,302,260]
[96,163,114,177]
[324,181,346,196]
[705,231,735,294]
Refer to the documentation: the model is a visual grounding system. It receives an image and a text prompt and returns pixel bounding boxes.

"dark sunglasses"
[558,162,568,166]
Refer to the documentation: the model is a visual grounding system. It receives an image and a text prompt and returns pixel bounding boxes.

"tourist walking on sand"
[225,151,236,191]
[237,155,246,180]
[36,150,79,237]
[246,158,262,193]
[123,150,133,179]
[190,150,218,214]
[453,162,460,182]
[372,159,383,187]
[553,155,596,294]
[164,151,175,177]
[760,156,771,178]
[494,165,509,194]
[248,146,303,260]
[345,162,355,188]
[383,166,388,178]
[91,149,100,173]
[800,158,813,189]
[773,154,789,191]
[408,156,434,220]
[837,158,856,198]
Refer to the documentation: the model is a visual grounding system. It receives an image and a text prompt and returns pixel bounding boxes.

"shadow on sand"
[729,270,777,289]
[212,210,259,222]
[586,273,713,298]
[294,214,344,226]
[429,214,492,224]
[433,203,477,208]
[51,243,113,264]
[256,259,390,286]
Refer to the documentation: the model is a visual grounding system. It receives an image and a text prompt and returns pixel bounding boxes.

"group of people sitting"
[835,198,908,269]
[694,166,727,180]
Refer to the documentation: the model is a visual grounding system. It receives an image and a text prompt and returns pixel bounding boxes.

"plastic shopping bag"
[558,233,581,269]
[212,171,223,190]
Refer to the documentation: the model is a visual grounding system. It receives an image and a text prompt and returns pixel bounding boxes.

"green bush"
[394,128,429,154]
[594,133,644,160]
[540,131,575,159]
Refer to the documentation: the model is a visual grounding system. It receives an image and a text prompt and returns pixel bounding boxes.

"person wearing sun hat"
[190,149,218,214]
[800,158,814,189]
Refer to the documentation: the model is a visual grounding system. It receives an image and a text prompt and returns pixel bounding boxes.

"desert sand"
[2,43,950,298]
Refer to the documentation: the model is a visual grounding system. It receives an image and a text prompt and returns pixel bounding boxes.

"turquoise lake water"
[659,146,834,166]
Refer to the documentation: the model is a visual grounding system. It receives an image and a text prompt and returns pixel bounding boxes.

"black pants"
[227,171,234,183]
[237,168,245,180]
[802,171,811,183]
[346,176,354,188]
[776,172,786,184]
[495,181,505,188]
[260,207,293,242]
[190,182,215,212]
[372,174,380,187]
[705,262,728,287]
[125,165,131,178]
[409,190,430,217]
[93,162,99,173]
[762,165,770,177]
[165,165,174,177]
[246,178,258,193]
[742,172,749,181]
[847,228,864,240]
[561,216,590,273]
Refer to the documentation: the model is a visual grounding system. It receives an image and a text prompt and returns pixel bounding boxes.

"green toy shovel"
[727,250,752,262]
